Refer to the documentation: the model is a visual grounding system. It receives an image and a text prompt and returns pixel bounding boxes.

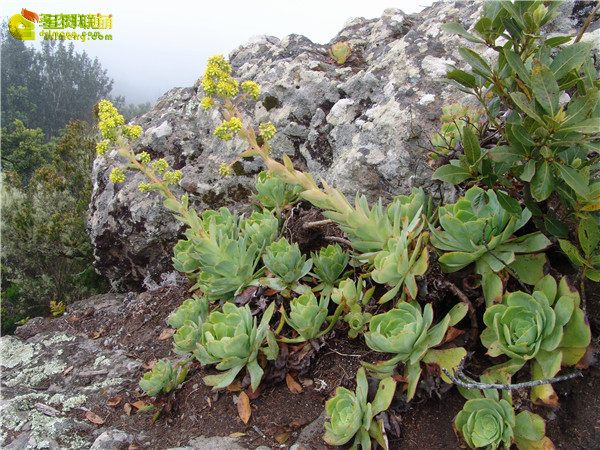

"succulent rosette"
[283,291,330,341]
[193,302,278,391]
[139,360,189,397]
[455,398,516,449]
[480,275,591,405]
[261,238,313,295]
[167,294,208,329]
[324,367,396,449]
[363,301,467,400]
[311,244,349,294]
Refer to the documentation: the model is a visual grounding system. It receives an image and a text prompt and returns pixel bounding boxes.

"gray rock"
[90,430,134,449]
[88,1,597,291]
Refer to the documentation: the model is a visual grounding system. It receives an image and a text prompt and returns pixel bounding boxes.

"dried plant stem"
[443,363,582,390]
[303,219,334,229]
[324,236,353,247]
[575,1,600,43]
[441,281,478,345]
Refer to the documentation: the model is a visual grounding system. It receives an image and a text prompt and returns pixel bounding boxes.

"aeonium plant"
[281,291,343,343]
[480,275,591,405]
[362,300,468,400]
[193,302,279,391]
[324,367,396,449]
[455,370,553,449]
[261,238,313,296]
[429,186,552,305]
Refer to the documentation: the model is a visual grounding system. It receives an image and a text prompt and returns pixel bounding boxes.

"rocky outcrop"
[88,1,600,291]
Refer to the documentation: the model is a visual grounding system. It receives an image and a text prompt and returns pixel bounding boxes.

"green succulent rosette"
[324,367,396,449]
[480,275,591,405]
[429,186,551,305]
[167,294,209,329]
[363,301,467,400]
[241,210,279,250]
[311,244,349,294]
[252,170,302,213]
[139,359,189,397]
[283,291,330,341]
[455,398,516,449]
[193,302,278,391]
[331,278,374,338]
[261,238,312,295]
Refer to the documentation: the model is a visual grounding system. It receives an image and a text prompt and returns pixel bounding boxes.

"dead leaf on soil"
[67,316,80,322]
[286,373,303,394]
[142,360,158,370]
[443,326,465,344]
[85,410,105,425]
[131,400,149,410]
[124,403,133,416]
[63,366,74,376]
[300,378,313,387]
[246,386,261,400]
[88,329,104,339]
[158,328,175,340]
[275,431,291,444]
[226,380,243,392]
[237,391,251,424]
[107,396,122,407]
[264,288,278,296]
[229,432,246,438]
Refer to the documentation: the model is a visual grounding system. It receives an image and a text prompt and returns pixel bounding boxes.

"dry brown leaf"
[124,403,132,416]
[286,373,303,394]
[67,316,80,322]
[141,360,157,370]
[246,386,261,400]
[107,396,122,407]
[62,366,74,376]
[300,378,313,387]
[237,391,251,425]
[85,410,105,425]
[226,380,243,392]
[158,328,175,340]
[229,432,246,438]
[275,432,291,444]
[131,400,148,410]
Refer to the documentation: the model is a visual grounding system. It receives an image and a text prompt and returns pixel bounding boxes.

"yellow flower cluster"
[218,162,232,177]
[137,151,151,164]
[110,167,126,183]
[139,182,153,192]
[259,122,277,141]
[202,55,239,99]
[214,117,243,141]
[96,139,110,156]
[123,124,142,141]
[164,170,183,185]
[97,100,125,142]
[241,81,260,100]
[151,159,169,174]
[201,97,215,111]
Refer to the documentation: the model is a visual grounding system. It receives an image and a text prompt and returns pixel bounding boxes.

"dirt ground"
[20,268,599,450]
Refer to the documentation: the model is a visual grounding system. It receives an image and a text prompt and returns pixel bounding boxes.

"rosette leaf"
[363,301,468,400]
[480,275,591,405]
[311,244,349,294]
[331,278,374,337]
[193,302,278,391]
[167,294,209,329]
[261,238,312,295]
[241,210,279,250]
[139,360,189,397]
[252,170,302,213]
[430,186,551,305]
[370,216,428,303]
[455,398,516,449]
[324,367,396,449]
[282,291,338,342]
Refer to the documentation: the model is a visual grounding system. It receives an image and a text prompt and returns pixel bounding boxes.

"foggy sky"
[2,0,434,105]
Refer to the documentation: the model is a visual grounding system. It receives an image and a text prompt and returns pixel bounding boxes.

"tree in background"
[1,121,109,334]
[1,27,113,138]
